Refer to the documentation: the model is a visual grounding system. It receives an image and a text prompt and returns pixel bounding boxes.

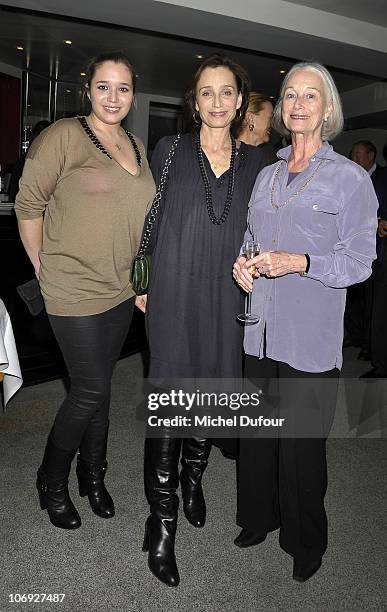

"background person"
[236,91,276,163]
[233,62,378,582]
[350,141,387,377]
[15,52,155,530]
[8,120,51,202]
[136,54,267,587]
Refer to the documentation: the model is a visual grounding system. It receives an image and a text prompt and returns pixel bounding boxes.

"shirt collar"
[277,141,336,162]
[368,162,377,176]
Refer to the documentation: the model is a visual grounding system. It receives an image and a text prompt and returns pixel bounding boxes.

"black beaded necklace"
[195,131,236,225]
[78,116,142,168]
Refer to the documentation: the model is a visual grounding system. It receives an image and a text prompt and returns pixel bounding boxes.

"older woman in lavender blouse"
[232,62,378,582]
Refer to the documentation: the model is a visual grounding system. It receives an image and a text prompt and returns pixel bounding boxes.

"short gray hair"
[272,62,344,141]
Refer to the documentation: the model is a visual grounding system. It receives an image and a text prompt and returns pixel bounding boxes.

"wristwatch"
[299,253,310,277]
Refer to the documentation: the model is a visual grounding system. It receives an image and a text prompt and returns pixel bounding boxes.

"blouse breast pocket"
[292,195,340,238]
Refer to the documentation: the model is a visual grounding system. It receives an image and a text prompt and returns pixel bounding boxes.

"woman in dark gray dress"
[136,54,266,587]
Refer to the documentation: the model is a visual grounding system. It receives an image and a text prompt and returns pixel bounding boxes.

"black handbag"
[131,134,181,295]
[16,278,45,316]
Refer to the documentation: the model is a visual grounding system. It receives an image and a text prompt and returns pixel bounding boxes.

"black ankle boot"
[143,435,182,587]
[77,421,114,518]
[180,437,211,528]
[76,458,114,518]
[36,437,81,530]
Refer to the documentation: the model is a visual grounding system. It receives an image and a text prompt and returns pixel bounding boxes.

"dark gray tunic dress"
[146,132,267,379]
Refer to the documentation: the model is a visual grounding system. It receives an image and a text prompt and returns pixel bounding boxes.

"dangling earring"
[235,108,242,121]
[249,124,254,132]
[193,111,201,125]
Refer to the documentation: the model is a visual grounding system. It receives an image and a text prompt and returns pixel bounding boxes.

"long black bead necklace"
[195,131,236,225]
[78,116,142,168]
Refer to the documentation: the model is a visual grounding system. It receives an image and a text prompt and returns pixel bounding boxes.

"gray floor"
[1,349,386,612]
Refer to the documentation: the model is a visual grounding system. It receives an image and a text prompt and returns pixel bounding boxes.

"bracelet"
[300,253,310,277]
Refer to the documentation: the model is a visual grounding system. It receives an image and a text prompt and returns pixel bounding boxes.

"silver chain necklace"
[270,159,328,209]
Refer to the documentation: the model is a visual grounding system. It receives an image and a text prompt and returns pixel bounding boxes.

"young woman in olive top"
[15,52,155,530]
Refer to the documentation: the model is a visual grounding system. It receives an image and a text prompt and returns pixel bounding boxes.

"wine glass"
[237,240,261,324]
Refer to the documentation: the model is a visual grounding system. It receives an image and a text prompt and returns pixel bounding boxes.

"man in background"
[350,140,387,376]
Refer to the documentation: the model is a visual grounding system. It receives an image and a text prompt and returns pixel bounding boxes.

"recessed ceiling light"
[279,69,286,74]
[80,71,86,76]
[196,54,204,59]
[66,89,71,93]
[64,40,72,45]
[16,45,24,51]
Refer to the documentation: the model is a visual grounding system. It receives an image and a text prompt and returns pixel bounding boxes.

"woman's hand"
[135,294,147,313]
[253,251,307,277]
[233,255,259,292]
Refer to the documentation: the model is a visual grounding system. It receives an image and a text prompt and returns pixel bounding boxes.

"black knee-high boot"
[36,435,81,530]
[76,420,114,518]
[143,435,182,587]
[180,437,211,528]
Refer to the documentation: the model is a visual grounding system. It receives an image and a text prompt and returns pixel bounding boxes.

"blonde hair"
[235,91,271,136]
[272,62,344,141]
[247,92,271,114]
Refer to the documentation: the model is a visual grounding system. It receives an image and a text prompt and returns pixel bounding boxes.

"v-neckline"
[78,116,142,177]
[201,142,242,181]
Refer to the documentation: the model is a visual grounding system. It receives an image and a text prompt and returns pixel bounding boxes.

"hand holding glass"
[237,240,261,323]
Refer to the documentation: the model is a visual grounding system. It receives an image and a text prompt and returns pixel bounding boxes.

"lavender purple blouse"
[244,142,378,372]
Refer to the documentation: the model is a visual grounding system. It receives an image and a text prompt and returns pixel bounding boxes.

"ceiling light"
[196,54,204,59]
[136,74,139,78]
[269,96,275,99]
[16,45,24,51]
[64,40,72,45]
[66,89,71,93]
[80,71,86,76]
[279,69,286,74]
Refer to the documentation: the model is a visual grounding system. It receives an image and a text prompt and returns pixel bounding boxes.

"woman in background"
[236,92,276,163]
[15,52,155,530]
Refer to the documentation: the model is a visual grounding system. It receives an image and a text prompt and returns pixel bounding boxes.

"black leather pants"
[47,298,134,451]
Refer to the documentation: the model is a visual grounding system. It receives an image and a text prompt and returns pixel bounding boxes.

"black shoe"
[180,437,211,528]
[144,435,182,587]
[142,515,180,587]
[293,557,322,582]
[37,437,81,530]
[78,420,114,518]
[76,458,114,518]
[234,528,267,548]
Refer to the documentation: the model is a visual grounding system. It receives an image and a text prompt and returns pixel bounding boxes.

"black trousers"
[370,264,387,374]
[237,356,339,563]
[48,298,135,451]
[344,277,373,350]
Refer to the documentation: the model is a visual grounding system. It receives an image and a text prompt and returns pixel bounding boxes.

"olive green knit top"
[15,117,156,315]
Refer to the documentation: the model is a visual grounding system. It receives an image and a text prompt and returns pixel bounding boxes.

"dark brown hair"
[84,51,136,94]
[184,54,251,130]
